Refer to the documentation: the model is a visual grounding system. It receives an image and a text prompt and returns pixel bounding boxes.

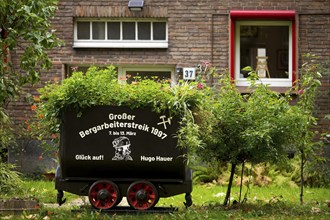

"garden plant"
[192,59,326,206]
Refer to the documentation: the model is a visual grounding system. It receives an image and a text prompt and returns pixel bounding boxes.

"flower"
[33,96,40,102]
[201,61,211,67]
[197,83,204,90]
[298,89,304,95]
[119,76,127,81]
[24,120,31,131]
[71,66,78,72]
[38,154,43,160]
[31,105,37,111]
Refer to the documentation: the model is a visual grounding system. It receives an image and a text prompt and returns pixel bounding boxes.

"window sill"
[73,41,168,49]
[237,86,296,94]
[235,78,293,88]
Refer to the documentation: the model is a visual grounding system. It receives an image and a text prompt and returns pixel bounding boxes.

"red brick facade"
[8,0,330,135]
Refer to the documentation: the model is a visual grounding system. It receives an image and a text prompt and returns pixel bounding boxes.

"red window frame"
[230,10,297,86]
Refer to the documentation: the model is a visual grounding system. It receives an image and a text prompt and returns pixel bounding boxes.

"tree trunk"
[224,163,236,206]
[239,161,245,203]
[300,149,305,205]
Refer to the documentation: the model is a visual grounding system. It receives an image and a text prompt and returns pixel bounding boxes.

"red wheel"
[88,180,120,210]
[126,181,159,210]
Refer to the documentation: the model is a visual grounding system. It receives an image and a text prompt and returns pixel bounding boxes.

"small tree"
[196,67,303,205]
[294,53,323,204]
[0,0,61,102]
[0,0,61,146]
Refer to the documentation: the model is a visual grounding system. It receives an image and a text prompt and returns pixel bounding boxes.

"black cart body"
[55,106,192,209]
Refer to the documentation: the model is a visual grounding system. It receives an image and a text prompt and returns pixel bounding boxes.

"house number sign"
[183,68,196,80]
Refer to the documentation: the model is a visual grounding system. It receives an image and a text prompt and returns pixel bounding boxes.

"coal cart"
[55,106,192,210]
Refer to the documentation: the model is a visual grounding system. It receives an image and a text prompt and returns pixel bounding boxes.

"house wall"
[8,0,330,143]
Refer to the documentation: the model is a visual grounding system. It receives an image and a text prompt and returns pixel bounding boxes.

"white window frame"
[235,20,293,87]
[73,19,168,48]
[63,64,177,85]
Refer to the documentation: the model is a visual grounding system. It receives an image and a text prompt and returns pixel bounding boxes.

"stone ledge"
[0,199,39,214]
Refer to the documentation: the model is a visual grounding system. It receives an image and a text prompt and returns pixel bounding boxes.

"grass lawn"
[1,180,329,219]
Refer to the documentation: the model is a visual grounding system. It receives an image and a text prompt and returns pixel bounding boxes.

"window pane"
[126,71,171,84]
[123,22,135,40]
[153,22,166,40]
[107,22,120,40]
[65,65,118,78]
[240,25,289,78]
[77,22,90,39]
[92,22,105,40]
[138,22,151,40]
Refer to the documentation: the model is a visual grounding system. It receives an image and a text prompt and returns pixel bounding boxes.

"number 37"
[183,68,196,80]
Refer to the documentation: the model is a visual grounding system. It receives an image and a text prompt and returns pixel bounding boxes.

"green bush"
[192,160,228,183]
[0,107,14,157]
[0,162,22,194]
[36,65,205,150]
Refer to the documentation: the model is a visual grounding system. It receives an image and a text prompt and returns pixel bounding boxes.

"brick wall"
[298,13,330,135]
[8,0,330,135]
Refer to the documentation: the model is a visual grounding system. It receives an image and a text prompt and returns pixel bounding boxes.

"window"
[74,19,168,48]
[64,65,176,85]
[125,71,171,84]
[92,22,105,40]
[64,65,116,78]
[118,66,176,85]
[77,22,90,39]
[123,22,135,40]
[138,22,151,40]
[230,11,296,87]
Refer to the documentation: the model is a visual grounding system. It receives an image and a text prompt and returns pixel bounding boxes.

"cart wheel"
[88,180,120,210]
[127,180,159,210]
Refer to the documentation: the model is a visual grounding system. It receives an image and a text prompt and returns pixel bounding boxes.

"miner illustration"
[112,136,133,161]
